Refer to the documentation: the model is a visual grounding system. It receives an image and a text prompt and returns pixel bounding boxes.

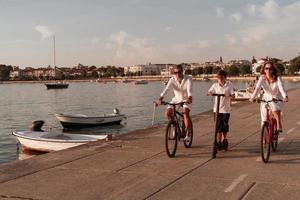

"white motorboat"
[234,88,253,101]
[55,109,126,129]
[13,131,107,152]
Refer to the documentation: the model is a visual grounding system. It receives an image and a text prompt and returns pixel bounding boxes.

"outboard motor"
[29,120,45,132]
[113,108,120,115]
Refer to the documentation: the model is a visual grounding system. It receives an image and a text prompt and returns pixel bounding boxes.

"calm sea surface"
[1,80,299,164]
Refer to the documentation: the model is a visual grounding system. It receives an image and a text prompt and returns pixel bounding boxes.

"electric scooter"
[212,93,225,158]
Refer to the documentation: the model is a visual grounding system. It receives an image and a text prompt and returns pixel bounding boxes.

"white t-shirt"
[208,81,235,113]
[160,75,193,103]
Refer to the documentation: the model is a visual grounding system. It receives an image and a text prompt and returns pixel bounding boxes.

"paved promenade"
[0,88,299,200]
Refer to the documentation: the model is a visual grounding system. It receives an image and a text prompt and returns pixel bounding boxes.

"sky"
[0,0,300,68]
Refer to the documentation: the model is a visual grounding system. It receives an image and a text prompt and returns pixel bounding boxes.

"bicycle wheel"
[184,120,193,148]
[165,120,178,157]
[271,121,278,152]
[261,124,271,163]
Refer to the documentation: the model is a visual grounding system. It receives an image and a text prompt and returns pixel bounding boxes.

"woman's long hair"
[260,61,279,81]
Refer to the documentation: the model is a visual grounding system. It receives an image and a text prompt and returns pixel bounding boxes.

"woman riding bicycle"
[249,61,288,134]
[155,64,193,141]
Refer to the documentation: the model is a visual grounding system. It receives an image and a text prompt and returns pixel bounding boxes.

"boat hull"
[134,80,148,84]
[55,113,125,129]
[13,131,107,152]
[60,120,122,129]
[45,83,69,89]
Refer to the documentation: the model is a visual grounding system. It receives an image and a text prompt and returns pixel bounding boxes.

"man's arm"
[187,76,193,103]
[160,78,172,98]
[155,78,173,106]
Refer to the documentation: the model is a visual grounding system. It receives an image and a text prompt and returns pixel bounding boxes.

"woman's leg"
[272,110,282,131]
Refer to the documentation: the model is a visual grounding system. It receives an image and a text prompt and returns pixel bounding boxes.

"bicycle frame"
[170,104,184,139]
[263,103,276,142]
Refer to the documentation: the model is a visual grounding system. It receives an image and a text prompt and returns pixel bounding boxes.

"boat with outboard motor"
[13,130,107,152]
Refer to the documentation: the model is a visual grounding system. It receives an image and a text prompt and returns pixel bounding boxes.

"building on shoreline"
[5,56,295,81]
[124,63,164,76]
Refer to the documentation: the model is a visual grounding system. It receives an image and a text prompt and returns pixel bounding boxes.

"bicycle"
[256,98,282,163]
[161,101,193,157]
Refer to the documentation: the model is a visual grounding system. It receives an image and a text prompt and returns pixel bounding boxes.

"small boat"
[203,76,210,81]
[45,82,69,89]
[134,80,148,85]
[234,88,253,101]
[122,79,131,83]
[45,37,69,90]
[55,109,126,129]
[13,131,107,152]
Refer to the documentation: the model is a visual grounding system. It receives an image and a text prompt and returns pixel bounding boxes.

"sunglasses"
[174,71,182,74]
[264,67,273,71]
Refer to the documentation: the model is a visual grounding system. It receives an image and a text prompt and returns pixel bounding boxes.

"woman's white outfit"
[250,75,287,123]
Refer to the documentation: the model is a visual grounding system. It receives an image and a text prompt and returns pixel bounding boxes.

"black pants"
[215,113,230,133]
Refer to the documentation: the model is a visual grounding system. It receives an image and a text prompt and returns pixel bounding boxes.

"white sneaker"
[184,135,190,142]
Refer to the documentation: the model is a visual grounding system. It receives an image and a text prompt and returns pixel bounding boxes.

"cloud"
[246,4,256,16]
[91,37,100,46]
[259,0,279,19]
[221,0,300,61]
[225,34,237,45]
[240,25,268,44]
[105,31,159,65]
[197,40,217,49]
[110,30,128,46]
[35,25,54,39]
[230,13,242,23]
[216,7,224,17]
[164,26,172,32]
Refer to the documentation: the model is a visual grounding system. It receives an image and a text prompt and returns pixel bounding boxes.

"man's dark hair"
[217,69,227,78]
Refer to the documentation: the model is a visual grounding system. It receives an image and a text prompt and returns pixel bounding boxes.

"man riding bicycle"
[155,64,193,141]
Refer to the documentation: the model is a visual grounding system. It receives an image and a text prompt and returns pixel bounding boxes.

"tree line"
[1,55,300,81]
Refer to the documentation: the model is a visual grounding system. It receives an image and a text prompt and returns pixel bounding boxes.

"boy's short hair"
[217,70,227,78]
[175,64,184,71]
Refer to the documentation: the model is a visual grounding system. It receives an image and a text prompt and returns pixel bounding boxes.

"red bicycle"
[257,99,282,163]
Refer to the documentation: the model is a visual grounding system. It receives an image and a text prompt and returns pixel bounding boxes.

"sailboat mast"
[53,36,56,68]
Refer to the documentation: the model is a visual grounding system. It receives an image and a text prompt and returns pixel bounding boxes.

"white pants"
[260,101,283,124]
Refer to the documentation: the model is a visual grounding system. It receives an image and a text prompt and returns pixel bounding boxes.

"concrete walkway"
[0,88,299,200]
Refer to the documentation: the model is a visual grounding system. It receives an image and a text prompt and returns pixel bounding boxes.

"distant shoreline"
[1,75,299,84]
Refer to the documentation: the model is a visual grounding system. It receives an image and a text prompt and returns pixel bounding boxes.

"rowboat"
[122,79,132,83]
[134,80,148,85]
[55,110,126,129]
[13,131,107,152]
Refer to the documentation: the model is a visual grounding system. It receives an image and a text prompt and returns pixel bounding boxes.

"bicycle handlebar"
[212,93,225,97]
[160,100,188,106]
[256,98,283,103]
